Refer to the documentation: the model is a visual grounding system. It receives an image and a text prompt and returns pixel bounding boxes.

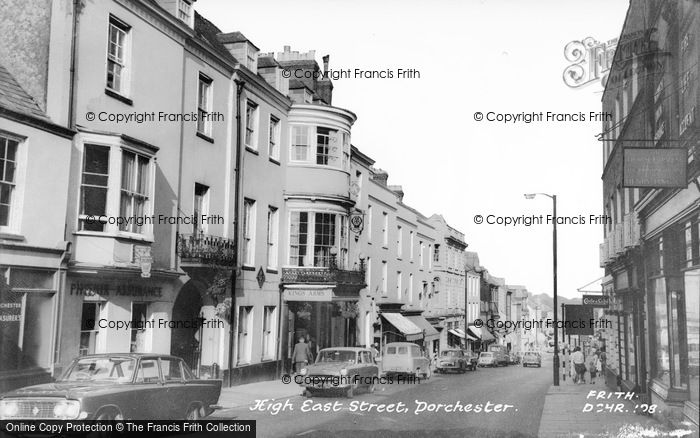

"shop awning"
[467,326,481,340]
[449,328,477,342]
[480,328,496,342]
[381,313,423,340]
[405,315,440,340]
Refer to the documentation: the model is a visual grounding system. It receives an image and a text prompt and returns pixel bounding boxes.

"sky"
[197,0,631,300]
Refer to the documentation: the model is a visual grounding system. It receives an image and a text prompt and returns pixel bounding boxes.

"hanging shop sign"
[623,148,687,188]
[582,294,610,308]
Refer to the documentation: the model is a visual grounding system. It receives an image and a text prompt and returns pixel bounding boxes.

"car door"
[127,358,165,419]
[160,358,188,419]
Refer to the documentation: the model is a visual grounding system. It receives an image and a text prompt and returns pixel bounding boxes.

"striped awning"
[381,313,423,340]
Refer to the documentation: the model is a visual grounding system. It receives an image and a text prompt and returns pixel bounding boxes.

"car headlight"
[299,368,307,376]
[53,400,81,419]
[340,368,348,376]
[0,400,19,419]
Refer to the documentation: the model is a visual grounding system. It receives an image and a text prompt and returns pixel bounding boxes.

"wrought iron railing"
[281,266,365,286]
[177,233,235,266]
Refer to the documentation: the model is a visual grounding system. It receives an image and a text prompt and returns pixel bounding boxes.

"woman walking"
[587,351,600,384]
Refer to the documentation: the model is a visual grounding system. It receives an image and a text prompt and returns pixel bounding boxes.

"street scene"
[0,0,699,437]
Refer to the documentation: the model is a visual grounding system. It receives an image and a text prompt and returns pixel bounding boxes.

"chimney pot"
[323,55,330,74]
[284,45,291,52]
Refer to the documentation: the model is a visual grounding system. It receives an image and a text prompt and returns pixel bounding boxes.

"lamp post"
[525,193,559,386]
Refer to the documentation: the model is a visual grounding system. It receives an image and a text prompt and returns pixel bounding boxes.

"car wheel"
[185,404,202,420]
[96,408,124,421]
[304,389,313,398]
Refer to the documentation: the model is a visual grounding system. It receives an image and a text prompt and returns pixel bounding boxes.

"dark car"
[0,354,221,420]
[522,351,542,368]
[436,350,474,373]
[299,347,379,398]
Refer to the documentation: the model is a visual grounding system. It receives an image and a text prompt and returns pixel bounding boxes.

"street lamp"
[525,192,559,386]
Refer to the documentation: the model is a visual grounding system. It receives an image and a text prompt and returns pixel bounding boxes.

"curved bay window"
[288,211,348,268]
[289,125,350,171]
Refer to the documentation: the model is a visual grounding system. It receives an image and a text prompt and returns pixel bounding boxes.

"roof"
[217,31,261,50]
[193,11,237,64]
[257,56,279,68]
[0,64,49,121]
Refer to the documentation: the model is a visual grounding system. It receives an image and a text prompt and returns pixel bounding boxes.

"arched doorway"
[170,281,203,371]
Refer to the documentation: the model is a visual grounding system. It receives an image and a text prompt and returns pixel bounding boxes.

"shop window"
[651,278,670,385]
[80,302,102,356]
[0,269,55,371]
[668,290,687,389]
[130,302,148,353]
[684,217,700,268]
[262,306,276,360]
[685,271,699,406]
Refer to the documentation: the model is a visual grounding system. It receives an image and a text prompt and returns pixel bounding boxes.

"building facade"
[599,0,699,426]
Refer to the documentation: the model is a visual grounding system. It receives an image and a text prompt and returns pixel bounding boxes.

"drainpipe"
[227,78,245,387]
[67,0,80,130]
[53,242,72,375]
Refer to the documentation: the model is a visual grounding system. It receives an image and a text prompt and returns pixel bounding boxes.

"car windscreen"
[479,353,493,357]
[441,351,460,357]
[61,357,136,382]
[317,350,356,363]
[524,353,539,359]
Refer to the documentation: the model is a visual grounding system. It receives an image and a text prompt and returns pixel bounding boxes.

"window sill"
[196,131,214,143]
[269,157,280,166]
[241,265,256,271]
[104,88,133,106]
[73,230,155,243]
[0,232,25,241]
[245,146,259,155]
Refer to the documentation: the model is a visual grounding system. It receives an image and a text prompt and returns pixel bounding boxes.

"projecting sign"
[283,289,333,302]
[623,148,687,188]
[582,295,609,308]
[563,305,594,336]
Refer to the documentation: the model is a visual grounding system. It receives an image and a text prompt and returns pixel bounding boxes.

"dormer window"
[177,0,192,23]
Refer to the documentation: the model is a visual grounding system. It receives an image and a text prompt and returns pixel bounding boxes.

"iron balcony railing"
[177,233,235,266]
[281,265,365,286]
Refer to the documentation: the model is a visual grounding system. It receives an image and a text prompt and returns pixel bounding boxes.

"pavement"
[537,369,673,438]
[216,378,301,409]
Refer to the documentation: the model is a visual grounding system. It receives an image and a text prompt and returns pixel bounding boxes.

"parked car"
[478,352,496,367]
[382,342,431,379]
[522,351,542,367]
[435,349,470,373]
[487,345,509,366]
[0,354,221,420]
[299,347,378,398]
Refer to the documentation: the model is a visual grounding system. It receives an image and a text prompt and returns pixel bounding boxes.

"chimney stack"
[322,55,330,74]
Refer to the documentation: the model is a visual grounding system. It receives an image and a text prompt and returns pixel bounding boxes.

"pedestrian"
[292,337,313,374]
[307,335,318,363]
[571,347,586,384]
[587,351,600,384]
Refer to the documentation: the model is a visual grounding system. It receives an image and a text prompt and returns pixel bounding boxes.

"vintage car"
[522,351,542,367]
[477,351,496,367]
[508,352,521,365]
[381,342,431,379]
[435,349,474,373]
[299,347,379,398]
[0,354,221,420]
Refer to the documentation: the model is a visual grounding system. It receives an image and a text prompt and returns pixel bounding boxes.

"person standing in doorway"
[292,337,312,374]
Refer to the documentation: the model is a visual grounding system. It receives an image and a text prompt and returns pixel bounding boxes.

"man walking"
[292,337,313,374]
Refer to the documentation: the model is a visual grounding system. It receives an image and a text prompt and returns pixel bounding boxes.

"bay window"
[78,136,155,236]
[288,211,349,268]
[289,124,348,169]
[119,151,149,233]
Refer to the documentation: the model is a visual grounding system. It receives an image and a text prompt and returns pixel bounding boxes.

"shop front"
[57,269,182,373]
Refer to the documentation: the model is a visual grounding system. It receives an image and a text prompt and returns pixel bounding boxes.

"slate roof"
[0,64,49,121]
[257,56,279,68]
[193,11,238,64]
